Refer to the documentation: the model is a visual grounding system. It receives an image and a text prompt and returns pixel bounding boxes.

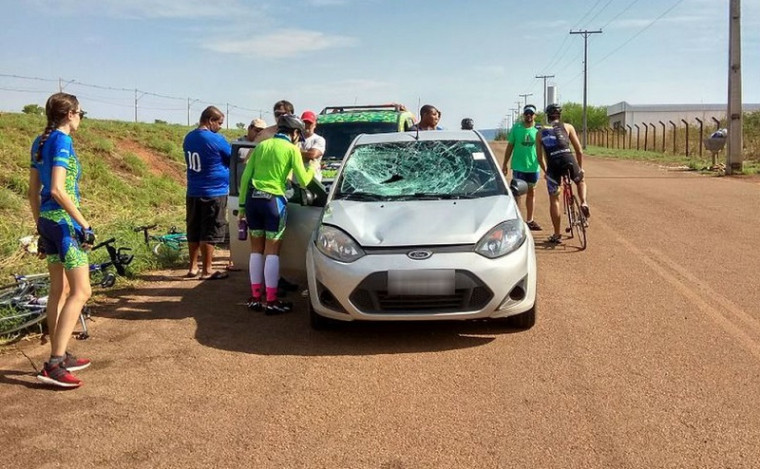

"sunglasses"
[524,111,535,116]
[75,110,87,118]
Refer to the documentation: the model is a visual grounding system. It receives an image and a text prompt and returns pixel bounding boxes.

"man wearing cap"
[237,118,267,162]
[299,110,326,182]
[503,104,542,231]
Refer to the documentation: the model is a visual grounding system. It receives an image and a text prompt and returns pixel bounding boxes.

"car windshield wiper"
[336,191,387,201]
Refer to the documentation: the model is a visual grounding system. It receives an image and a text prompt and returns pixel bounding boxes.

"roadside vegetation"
[0,112,240,281]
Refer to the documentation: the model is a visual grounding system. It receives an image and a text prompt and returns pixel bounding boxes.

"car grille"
[349,271,493,314]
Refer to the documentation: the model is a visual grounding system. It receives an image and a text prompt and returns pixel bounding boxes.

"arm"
[218,136,232,168]
[238,147,258,210]
[502,143,514,174]
[301,134,326,161]
[290,145,314,188]
[50,166,89,229]
[536,134,547,174]
[28,168,42,222]
[566,123,584,169]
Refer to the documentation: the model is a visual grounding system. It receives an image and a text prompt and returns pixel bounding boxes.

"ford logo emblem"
[407,250,432,260]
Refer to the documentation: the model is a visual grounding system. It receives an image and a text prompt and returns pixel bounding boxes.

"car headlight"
[316,225,365,263]
[475,220,526,259]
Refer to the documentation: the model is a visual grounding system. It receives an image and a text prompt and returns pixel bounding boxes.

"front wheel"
[506,304,536,330]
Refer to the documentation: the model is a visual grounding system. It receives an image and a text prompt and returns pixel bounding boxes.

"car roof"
[353,130,486,145]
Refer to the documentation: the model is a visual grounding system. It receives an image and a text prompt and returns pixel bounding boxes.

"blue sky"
[1,0,758,130]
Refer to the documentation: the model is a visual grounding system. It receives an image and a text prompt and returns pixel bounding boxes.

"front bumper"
[306,236,536,322]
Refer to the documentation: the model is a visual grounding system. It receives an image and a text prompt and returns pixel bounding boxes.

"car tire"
[309,302,335,330]
[506,304,536,330]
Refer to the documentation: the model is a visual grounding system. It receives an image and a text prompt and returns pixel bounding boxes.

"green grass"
[584,145,760,175]
[0,113,199,279]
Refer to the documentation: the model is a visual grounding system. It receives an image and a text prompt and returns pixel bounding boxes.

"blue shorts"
[245,191,288,240]
[37,215,89,269]
[512,170,540,187]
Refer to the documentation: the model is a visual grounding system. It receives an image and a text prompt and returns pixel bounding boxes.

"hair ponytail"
[36,92,80,162]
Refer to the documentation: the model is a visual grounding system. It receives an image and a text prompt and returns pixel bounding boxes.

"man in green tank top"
[502,104,542,231]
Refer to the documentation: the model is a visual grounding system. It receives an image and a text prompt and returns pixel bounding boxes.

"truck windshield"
[317,122,398,160]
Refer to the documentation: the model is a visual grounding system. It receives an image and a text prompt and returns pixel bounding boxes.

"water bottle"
[237,219,248,241]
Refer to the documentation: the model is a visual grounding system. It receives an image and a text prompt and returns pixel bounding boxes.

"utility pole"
[226,103,230,130]
[570,29,603,149]
[187,98,199,126]
[535,75,555,111]
[727,0,742,174]
[509,108,519,128]
[134,89,146,123]
[519,93,533,108]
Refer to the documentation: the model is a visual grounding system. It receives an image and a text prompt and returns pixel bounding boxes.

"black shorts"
[546,154,583,191]
[186,196,228,244]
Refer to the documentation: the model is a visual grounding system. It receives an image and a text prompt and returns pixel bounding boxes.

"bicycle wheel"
[563,189,574,239]
[152,241,171,256]
[569,195,587,250]
[0,304,47,342]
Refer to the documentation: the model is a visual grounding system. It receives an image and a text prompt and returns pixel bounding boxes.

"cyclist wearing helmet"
[238,114,314,314]
[461,118,474,130]
[536,103,590,245]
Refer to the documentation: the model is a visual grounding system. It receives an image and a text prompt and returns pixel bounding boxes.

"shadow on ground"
[91,269,526,357]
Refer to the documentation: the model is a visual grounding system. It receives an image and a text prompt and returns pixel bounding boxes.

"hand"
[78,226,96,249]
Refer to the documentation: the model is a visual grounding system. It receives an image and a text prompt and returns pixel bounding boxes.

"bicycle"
[557,169,588,250]
[0,237,132,342]
[134,224,187,256]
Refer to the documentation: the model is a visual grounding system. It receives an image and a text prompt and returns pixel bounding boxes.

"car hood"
[321,196,519,247]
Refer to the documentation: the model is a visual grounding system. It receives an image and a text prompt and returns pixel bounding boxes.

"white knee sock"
[249,253,263,298]
[264,255,280,302]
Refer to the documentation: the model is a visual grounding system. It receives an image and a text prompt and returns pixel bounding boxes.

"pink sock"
[251,284,262,299]
[266,287,278,303]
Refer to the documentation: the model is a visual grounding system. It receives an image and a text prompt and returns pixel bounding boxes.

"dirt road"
[3,148,760,468]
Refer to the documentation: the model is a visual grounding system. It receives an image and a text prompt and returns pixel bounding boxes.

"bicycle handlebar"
[92,238,116,251]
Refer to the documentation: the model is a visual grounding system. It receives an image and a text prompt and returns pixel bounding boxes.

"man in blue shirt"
[183,106,232,279]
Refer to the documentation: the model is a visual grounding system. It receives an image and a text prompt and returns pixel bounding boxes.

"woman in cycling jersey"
[28,92,93,388]
[238,114,314,315]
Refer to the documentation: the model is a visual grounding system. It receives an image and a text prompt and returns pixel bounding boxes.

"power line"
[592,0,687,69]
[580,0,615,29]
[570,29,603,149]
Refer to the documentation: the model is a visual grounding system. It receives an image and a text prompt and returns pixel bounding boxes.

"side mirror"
[301,188,316,206]
[509,178,528,197]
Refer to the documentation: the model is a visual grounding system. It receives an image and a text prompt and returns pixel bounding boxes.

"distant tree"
[494,128,508,141]
[558,102,608,130]
[154,119,168,125]
[22,104,44,116]
[236,122,245,130]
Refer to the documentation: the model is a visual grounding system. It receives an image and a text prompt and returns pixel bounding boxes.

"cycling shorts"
[546,155,583,195]
[512,170,540,188]
[37,212,88,270]
[245,190,288,241]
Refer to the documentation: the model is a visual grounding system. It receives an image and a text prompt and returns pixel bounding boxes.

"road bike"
[559,170,588,250]
[134,224,187,256]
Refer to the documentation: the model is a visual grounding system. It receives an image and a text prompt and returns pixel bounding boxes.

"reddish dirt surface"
[117,139,185,184]
[2,146,760,468]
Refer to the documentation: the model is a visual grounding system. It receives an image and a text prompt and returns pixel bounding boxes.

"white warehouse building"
[607,101,760,129]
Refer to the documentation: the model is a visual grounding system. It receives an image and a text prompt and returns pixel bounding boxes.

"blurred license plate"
[388,270,455,296]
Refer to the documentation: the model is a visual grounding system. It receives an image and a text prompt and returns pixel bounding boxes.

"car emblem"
[407,250,432,260]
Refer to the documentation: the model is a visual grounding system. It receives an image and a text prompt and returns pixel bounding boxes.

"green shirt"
[507,122,539,172]
[238,134,314,207]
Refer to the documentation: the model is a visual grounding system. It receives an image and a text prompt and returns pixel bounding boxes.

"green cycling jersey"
[238,134,314,207]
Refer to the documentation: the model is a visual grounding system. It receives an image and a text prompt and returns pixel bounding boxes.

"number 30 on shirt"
[185,151,202,172]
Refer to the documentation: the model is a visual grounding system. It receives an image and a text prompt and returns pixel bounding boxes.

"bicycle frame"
[560,171,587,250]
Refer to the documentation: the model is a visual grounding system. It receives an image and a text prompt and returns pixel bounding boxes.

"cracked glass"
[334,140,504,200]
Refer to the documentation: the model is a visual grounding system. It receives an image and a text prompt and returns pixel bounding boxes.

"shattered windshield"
[334,140,505,200]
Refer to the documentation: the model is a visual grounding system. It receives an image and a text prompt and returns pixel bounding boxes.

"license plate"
[387,270,455,296]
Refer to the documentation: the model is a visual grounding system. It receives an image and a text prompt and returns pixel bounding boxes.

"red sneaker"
[63,351,91,372]
[36,362,82,388]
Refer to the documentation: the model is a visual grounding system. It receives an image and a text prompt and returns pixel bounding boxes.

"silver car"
[273,130,538,330]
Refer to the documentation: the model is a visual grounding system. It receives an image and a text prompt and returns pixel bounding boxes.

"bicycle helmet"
[461,118,474,130]
[545,104,562,116]
[276,113,305,132]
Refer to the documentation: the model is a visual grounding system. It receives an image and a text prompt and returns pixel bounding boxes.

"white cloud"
[31,0,254,19]
[204,29,358,58]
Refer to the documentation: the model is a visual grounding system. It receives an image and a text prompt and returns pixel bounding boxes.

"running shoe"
[581,204,591,219]
[247,297,264,312]
[526,220,543,231]
[62,351,91,372]
[265,299,293,316]
[36,362,82,388]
